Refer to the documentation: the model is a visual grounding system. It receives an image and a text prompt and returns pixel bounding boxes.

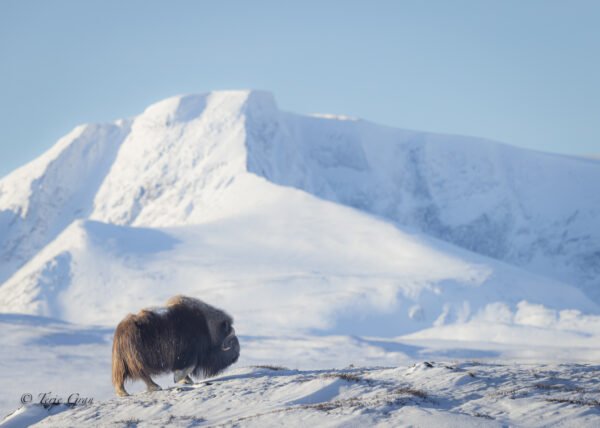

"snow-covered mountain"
[0,90,599,336]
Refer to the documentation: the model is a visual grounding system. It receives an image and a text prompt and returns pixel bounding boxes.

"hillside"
[4,363,600,427]
[0,172,599,339]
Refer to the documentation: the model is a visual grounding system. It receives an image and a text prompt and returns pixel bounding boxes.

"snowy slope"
[1,174,598,338]
[5,362,600,427]
[243,104,600,299]
[0,121,130,284]
[5,314,600,427]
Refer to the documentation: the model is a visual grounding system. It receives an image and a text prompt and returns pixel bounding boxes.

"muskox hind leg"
[115,383,129,397]
[112,344,130,397]
[112,365,130,397]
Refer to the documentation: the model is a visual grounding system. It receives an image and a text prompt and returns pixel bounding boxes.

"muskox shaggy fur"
[112,295,240,396]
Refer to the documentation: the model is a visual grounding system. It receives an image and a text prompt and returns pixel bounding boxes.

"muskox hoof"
[146,384,162,393]
[178,375,194,385]
[116,388,130,397]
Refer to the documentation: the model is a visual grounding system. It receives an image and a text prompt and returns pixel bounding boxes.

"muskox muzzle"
[222,327,237,351]
[112,295,240,397]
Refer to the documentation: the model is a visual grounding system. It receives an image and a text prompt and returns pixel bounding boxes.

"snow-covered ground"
[5,361,600,427]
[3,311,600,426]
[1,90,599,426]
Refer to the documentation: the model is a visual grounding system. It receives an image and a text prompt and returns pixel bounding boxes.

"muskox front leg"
[181,375,194,385]
[174,365,195,384]
[140,372,162,392]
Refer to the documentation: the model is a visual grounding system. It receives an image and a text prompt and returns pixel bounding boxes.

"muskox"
[112,295,240,396]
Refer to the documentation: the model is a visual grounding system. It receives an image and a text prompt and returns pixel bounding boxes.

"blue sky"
[1,0,599,177]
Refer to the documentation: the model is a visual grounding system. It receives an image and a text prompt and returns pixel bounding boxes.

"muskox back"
[112,296,240,396]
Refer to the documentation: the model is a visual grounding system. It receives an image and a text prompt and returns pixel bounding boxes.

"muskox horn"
[221,327,236,351]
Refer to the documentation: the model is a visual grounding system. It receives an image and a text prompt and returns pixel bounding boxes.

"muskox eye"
[222,321,230,333]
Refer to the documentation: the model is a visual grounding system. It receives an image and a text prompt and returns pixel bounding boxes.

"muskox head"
[166,295,241,377]
[112,295,240,396]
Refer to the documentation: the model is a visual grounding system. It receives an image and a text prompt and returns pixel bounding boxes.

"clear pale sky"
[1,0,599,178]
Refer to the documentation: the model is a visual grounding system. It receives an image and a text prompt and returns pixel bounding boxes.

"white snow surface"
[2,314,600,427]
[4,359,600,427]
[1,90,600,426]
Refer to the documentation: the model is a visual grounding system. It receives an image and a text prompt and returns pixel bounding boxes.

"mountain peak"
[139,90,278,126]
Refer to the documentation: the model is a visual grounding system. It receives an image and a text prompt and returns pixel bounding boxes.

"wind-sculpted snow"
[5,362,600,427]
